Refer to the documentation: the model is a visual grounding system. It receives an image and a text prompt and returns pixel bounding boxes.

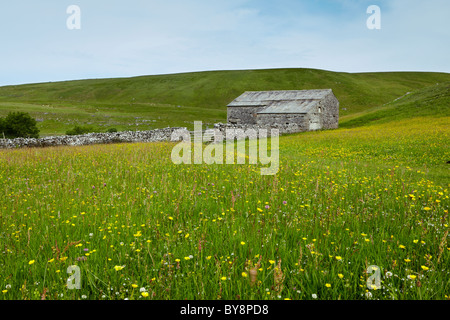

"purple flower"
[283,201,287,205]
[265,205,270,209]
[83,248,89,252]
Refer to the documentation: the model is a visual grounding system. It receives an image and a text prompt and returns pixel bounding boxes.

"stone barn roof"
[227,89,333,114]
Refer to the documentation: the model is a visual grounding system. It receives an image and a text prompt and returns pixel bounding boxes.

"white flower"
[385,271,393,278]
[89,233,94,237]
[139,287,147,293]
[81,295,87,299]
[365,291,372,299]
[312,294,317,299]
[5,284,11,289]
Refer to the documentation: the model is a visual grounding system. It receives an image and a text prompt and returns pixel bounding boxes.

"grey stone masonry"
[0,123,305,149]
[227,89,339,130]
[0,127,186,149]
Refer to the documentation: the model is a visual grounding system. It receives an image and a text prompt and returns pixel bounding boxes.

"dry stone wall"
[0,122,309,149]
[0,127,186,149]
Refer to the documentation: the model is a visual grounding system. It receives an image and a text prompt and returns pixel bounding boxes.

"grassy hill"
[0,68,449,135]
[339,81,450,128]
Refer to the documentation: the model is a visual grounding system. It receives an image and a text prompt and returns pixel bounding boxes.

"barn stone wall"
[318,92,339,129]
[227,106,266,124]
[256,113,310,131]
[228,92,339,130]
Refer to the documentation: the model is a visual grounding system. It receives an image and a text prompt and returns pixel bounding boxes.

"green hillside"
[340,81,450,128]
[0,68,449,136]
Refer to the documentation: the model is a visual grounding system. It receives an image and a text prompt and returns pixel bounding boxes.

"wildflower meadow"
[0,116,448,300]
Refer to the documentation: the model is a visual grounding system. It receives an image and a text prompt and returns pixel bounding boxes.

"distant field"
[0,68,449,136]
[0,116,448,300]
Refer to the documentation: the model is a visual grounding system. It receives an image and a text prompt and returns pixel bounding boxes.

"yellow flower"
[221,276,227,281]
[424,207,431,211]
[408,275,417,280]
[185,233,189,238]
[325,283,331,288]
[132,284,138,288]
[2,290,7,294]
[114,265,125,271]
[338,274,344,279]
[240,241,246,245]
[206,256,212,260]
[399,245,406,249]
[269,260,275,264]
[404,259,411,262]
[141,292,149,297]
[242,272,248,278]
[413,239,419,244]
[48,258,54,263]
[184,256,190,260]
[257,208,263,212]
[335,256,342,261]
[175,259,181,262]
[28,260,35,265]
[421,266,429,271]
[60,257,68,262]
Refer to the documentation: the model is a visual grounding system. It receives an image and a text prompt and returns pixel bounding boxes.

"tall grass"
[0,116,448,300]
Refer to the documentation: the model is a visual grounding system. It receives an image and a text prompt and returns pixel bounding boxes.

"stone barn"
[227,89,339,131]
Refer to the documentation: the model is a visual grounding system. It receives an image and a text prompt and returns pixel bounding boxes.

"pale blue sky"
[0,0,449,86]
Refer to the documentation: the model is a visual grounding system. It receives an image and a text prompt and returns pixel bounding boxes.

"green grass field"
[0,68,449,135]
[0,69,449,300]
[0,117,448,300]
